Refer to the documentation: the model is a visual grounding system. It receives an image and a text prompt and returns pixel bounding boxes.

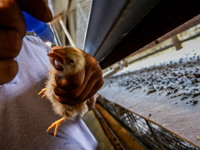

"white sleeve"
[24,35,52,53]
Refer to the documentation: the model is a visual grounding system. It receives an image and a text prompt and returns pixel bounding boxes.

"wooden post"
[172,35,182,50]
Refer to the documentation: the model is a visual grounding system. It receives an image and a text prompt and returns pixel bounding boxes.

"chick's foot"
[38,88,46,98]
[47,117,66,136]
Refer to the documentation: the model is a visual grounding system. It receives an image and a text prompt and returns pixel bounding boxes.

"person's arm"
[0,0,52,85]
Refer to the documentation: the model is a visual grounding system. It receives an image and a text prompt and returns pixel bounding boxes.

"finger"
[0,59,18,85]
[54,77,103,105]
[53,68,97,105]
[87,95,96,110]
[0,0,25,59]
[54,66,100,99]
[55,69,85,90]
[54,64,94,98]
[85,78,104,100]
[76,66,103,100]
[0,0,26,36]
[53,92,82,106]
[0,29,22,58]
[56,77,103,105]
[54,85,82,100]
[17,0,52,22]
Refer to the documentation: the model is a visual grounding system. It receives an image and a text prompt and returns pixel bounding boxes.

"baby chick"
[38,46,88,136]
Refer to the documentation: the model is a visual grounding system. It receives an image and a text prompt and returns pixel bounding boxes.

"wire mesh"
[97,96,199,150]
[76,0,91,49]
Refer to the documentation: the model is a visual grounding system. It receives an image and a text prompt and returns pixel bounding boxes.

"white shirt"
[0,36,100,150]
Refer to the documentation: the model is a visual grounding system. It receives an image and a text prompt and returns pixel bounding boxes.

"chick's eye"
[68,59,74,63]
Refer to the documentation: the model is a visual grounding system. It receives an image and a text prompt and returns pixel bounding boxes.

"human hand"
[87,94,97,110]
[0,0,52,84]
[49,47,104,106]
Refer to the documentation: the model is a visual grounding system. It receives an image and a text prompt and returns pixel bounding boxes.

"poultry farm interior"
[46,0,200,149]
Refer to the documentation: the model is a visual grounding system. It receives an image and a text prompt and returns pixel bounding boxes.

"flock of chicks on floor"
[104,54,200,106]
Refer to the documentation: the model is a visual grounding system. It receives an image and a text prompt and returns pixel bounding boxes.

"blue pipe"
[22,11,55,44]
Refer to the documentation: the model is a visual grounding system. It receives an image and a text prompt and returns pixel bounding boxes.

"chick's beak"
[47,50,63,64]
[48,50,64,71]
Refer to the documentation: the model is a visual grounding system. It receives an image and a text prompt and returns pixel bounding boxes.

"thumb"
[87,95,97,110]
[17,0,53,22]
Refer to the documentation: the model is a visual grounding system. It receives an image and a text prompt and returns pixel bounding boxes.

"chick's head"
[48,46,85,76]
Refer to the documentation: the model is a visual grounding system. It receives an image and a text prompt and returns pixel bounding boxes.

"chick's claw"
[47,117,66,137]
[38,88,46,98]
[42,94,46,98]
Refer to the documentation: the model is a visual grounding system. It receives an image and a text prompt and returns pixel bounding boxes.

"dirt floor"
[83,110,115,150]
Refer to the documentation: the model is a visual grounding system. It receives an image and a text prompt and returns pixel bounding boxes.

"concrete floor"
[83,110,115,150]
